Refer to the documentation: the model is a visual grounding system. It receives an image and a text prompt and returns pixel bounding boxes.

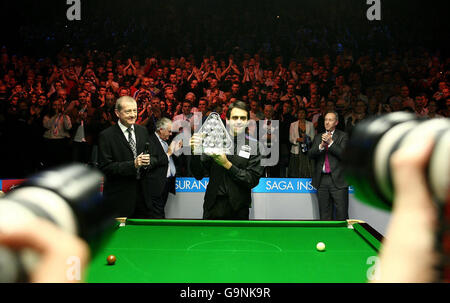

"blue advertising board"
[175,178,354,194]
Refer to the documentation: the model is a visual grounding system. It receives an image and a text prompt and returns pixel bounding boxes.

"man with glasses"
[98,96,153,218]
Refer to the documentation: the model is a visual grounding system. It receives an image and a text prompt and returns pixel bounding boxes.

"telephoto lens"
[0,164,117,282]
[342,112,449,210]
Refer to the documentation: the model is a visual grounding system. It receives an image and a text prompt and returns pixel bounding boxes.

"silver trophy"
[194,112,233,155]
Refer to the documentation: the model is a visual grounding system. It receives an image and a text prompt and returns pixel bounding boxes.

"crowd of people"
[0,1,449,179]
[0,43,448,178]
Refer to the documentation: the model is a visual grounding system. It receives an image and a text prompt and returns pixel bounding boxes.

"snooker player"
[189,101,264,220]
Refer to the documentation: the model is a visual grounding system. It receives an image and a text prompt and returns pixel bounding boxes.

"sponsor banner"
[253,178,316,193]
[176,178,354,194]
[0,178,354,194]
[176,178,210,192]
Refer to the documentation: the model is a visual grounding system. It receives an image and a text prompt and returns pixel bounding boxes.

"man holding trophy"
[189,101,264,220]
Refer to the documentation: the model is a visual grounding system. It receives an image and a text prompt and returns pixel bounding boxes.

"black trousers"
[72,141,92,164]
[317,174,349,220]
[203,196,250,220]
[43,138,71,169]
[131,181,153,219]
[151,178,170,219]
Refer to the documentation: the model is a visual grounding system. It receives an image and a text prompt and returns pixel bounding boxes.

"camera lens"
[343,112,450,210]
[0,164,115,282]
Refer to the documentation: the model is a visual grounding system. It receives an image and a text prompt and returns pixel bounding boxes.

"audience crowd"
[0,1,448,178]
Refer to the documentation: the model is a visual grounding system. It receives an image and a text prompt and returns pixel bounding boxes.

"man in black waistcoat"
[190,101,264,220]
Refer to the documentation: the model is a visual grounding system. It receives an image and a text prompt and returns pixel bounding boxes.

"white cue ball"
[316,242,326,251]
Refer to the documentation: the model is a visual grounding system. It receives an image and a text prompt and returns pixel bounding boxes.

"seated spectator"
[344,100,368,135]
[249,99,264,121]
[280,83,302,105]
[399,85,415,109]
[414,93,429,117]
[426,100,444,118]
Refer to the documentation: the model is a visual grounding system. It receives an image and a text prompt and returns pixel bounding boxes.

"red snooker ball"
[107,255,116,265]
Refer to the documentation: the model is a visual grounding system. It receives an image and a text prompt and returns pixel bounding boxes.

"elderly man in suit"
[308,111,349,220]
[98,96,152,218]
[147,117,181,218]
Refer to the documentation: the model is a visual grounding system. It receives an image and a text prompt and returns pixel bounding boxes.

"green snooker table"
[86,219,383,283]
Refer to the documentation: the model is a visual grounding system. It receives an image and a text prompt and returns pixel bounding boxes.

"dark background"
[1,0,449,60]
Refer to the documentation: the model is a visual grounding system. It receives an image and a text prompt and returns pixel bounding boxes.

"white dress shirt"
[319,129,335,173]
[118,120,136,145]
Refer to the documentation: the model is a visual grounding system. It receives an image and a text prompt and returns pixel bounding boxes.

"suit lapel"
[151,132,165,156]
[113,124,134,155]
[135,126,141,154]
[332,129,340,143]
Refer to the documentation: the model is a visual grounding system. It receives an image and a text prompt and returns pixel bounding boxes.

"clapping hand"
[321,132,332,145]
[168,140,183,156]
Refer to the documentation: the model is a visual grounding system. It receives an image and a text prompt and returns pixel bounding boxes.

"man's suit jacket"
[190,136,264,213]
[147,132,176,198]
[307,129,348,189]
[98,124,152,217]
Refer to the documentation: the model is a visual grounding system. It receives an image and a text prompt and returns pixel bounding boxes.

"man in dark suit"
[189,101,264,220]
[147,117,181,218]
[98,96,152,218]
[308,111,349,220]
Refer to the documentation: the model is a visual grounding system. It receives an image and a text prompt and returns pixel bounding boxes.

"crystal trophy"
[194,112,233,155]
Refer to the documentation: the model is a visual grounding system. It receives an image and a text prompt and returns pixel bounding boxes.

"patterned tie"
[127,127,137,158]
[127,127,140,178]
[324,144,331,173]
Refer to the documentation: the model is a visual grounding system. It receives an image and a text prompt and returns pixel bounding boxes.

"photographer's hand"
[374,138,439,282]
[0,218,89,283]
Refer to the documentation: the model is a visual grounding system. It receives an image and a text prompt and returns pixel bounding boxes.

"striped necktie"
[127,127,141,179]
[127,127,137,158]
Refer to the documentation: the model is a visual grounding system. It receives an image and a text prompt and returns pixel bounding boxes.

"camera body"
[343,112,449,210]
[0,164,116,282]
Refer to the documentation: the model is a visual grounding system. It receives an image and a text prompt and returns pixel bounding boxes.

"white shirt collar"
[155,131,162,141]
[155,132,166,145]
[118,120,134,133]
